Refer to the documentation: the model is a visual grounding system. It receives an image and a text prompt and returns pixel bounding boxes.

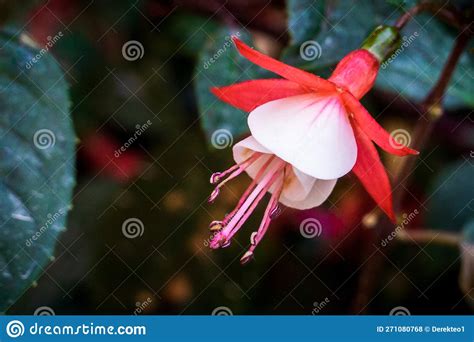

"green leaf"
[195,28,268,144]
[283,0,391,71]
[284,0,474,109]
[163,13,221,57]
[287,0,325,45]
[377,15,474,109]
[426,159,474,232]
[0,29,75,311]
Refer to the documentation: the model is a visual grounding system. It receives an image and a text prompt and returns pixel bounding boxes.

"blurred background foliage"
[0,0,473,314]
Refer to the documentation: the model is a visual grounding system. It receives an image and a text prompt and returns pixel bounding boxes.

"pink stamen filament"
[210,152,261,185]
[240,174,284,264]
[218,159,285,245]
[208,153,263,204]
[220,155,274,226]
[249,173,284,254]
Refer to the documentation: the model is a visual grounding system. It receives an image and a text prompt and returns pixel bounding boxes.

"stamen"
[208,188,220,203]
[250,231,258,245]
[209,220,223,232]
[221,160,284,244]
[240,172,285,263]
[269,204,281,219]
[209,232,226,249]
[220,156,275,226]
[209,153,261,185]
[210,172,223,185]
[240,251,254,265]
[208,153,263,202]
[210,159,282,249]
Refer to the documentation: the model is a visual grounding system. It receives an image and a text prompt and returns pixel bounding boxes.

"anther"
[209,220,223,232]
[240,251,254,265]
[208,188,220,203]
[210,172,222,184]
[250,231,258,245]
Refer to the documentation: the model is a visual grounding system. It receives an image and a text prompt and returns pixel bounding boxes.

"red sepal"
[211,79,310,112]
[329,49,379,99]
[342,92,419,157]
[233,37,336,92]
[351,119,395,221]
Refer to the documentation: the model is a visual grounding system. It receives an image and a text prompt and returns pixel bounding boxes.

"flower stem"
[396,229,461,247]
[351,18,472,314]
[394,2,464,30]
[392,23,472,210]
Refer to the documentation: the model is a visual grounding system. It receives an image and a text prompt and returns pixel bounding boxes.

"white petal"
[280,166,315,202]
[233,137,314,202]
[248,93,357,180]
[280,178,337,210]
[233,136,273,181]
[233,135,271,157]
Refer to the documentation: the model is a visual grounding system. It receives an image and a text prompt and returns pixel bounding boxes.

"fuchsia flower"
[208,37,418,264]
